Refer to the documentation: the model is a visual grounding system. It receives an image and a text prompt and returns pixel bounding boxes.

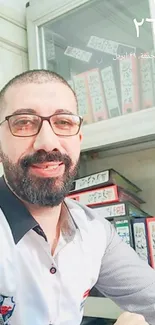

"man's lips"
[29,162,65,177]
[31,162,63,170]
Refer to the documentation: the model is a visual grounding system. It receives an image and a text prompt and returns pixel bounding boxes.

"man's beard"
[0,149,79,207]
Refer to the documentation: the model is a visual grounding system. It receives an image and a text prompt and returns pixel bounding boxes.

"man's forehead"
[4,81,77,114]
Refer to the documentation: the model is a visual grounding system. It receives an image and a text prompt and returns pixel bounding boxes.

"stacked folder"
[68,169,155,268]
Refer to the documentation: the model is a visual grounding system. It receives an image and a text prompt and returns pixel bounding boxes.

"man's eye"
[15,119,31,125]
[13,119,37,129]
[58,120,71,124]
[55,119,72,126]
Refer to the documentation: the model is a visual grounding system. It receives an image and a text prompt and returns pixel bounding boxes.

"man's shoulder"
[65,197,109,241]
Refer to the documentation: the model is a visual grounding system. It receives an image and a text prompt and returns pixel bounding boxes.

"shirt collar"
[0,176,79,244]
[0,176,37,244]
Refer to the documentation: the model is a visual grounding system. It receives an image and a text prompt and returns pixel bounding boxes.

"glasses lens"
[9,114,41,136]
[51,114,81,136]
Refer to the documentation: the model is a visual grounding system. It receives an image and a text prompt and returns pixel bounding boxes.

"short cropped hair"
[0,69,77,111]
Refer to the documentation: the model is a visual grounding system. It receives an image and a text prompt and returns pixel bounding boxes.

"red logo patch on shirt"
[0,295,16,324]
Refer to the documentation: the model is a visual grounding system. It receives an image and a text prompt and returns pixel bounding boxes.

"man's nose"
[33,121,63,152]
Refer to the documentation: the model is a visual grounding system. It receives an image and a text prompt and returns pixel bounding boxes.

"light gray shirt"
[78,200,155,325]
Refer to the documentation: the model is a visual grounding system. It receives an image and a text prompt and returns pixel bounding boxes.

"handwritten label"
[120,57,133,105]
[133,222,148,261]
[74,171,109,191]
[101,66,120,117]
[72,186,117,206]
[87,36,119,55]
[94,203,126,218]
[64,46,92,62]
[87,69,106,119]
[140,57,154,107]
[115,220,130,245]
[73,75,89,117]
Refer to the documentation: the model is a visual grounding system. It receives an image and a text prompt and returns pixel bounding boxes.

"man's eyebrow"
[12,108,36,115]
[54,109,75,115]
[11,108,76,116]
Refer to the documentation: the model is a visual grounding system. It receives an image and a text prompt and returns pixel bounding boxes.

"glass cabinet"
[26,0,155,320]
[26,0,155,151]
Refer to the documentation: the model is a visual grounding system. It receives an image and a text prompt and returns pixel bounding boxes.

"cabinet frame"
[26,0,155,152]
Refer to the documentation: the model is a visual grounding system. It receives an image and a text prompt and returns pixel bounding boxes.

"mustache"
[20,150,72,169]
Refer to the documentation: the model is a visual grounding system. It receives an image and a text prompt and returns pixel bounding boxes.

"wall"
[0,1,28,175]
[0,2,28,90]
[0,0,27,12]
[83,147,155,216]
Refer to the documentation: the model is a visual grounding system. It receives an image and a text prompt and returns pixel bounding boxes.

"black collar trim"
[0,177,37,244]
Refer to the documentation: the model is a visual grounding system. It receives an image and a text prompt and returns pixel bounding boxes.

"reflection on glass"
[38,0,155,125]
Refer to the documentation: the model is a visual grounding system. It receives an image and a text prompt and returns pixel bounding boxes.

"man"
[0,69,153,325]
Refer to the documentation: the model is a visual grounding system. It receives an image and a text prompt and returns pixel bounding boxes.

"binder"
[73,73,93,124]
[70,169,141,195]
[68,185,118,206]
[114,217,133,247]
[86,68,108,122]
[68,185,144,208]
[132,218,150,264]
[146,218,155,268]
[101,66,121,118]
[93,201,148,220]
[118,189,144,208]
[139,55,154,110]
[119,55,139,114]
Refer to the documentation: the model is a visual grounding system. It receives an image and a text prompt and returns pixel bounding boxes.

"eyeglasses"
[0,113,83,137]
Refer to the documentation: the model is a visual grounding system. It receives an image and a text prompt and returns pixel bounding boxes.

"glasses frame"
[0,112,83,137]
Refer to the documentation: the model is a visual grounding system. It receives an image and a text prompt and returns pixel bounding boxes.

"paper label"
[133,222,148,261]
[101,66,120,117]
[94,203,126,218]
[120,57,133,112]
[115,220,130,245]
[64,46,92,62]
[87,36,119,55]
[140,58,154,109]
[73,74,91,121]
[72,186,117,205]
[74,171,109,191]
[87,69,107,120]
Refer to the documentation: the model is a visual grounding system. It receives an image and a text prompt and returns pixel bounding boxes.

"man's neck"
[26,203,62,252]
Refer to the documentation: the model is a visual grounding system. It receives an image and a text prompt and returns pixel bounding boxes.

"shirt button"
[50,266,57,274]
